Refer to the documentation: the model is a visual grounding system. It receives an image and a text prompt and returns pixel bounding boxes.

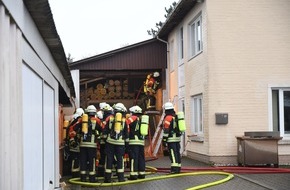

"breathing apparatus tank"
[63,120,69,139]
[177,112,186,132]
[82,114,89,139]
[140,115,149,136]
[114,112,122,134]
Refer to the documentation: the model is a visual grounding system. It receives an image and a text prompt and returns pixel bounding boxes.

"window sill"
[188,134,204,142]
[188,50,203,62]
[278,139,290,145]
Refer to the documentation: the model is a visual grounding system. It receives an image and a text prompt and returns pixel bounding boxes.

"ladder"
[147,112,165,157]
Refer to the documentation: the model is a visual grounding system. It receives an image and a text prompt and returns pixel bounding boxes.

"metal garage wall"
[0,4,23,190]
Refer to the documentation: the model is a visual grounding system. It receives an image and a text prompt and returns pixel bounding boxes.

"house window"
[192,95,203,134]
[169,40,174,72]
[178,27,184,62]
[272,89,290,137]
[178,64,185,87]
[189,14,202,58]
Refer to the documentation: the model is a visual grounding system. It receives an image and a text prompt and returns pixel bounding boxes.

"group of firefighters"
[63,72,185,183]
[64,101,185,183]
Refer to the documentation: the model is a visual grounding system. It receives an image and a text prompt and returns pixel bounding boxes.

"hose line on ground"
[68,166,234,189]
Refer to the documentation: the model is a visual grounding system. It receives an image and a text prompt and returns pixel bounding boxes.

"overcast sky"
[48,0,175,61]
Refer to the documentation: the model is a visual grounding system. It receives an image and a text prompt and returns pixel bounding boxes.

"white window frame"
[169,40,174,72]
[178,27,184,63]
[269,87,290,139]
[189,13,202,58]
[191,94,203,134]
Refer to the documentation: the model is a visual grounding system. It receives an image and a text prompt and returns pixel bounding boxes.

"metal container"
[236,131,282,167]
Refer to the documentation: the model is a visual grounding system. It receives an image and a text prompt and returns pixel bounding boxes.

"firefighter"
[143,71,160,95]
[97,103,114,177]
[162,102,182,174]
[126,105,147,180]
[104,103,129,183]
[66,108,84,178]
[78,105,102,182]
[143,72,160,111]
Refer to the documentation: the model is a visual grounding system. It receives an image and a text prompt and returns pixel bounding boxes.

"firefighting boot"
[177,167,181,173]
[129,174,138,180]
[104,172,112,183]
[117,172,125,182]
[89,174,96,183]
[97,166,104,177]
[80,174,86,182]
[138,174,145,179]
[170,166,179,174]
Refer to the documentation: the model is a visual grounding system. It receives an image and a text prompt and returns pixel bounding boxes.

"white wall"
[0,4,23,190]
[1,1,67,189]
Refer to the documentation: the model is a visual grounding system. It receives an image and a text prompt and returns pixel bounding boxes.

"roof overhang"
[24,0,76,102]
[157,0,198,40]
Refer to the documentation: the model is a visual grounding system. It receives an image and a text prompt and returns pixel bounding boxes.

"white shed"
[0,0,75,189]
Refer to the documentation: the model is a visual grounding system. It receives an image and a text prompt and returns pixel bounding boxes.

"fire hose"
[69,166,234,189]
[68,163,290,189]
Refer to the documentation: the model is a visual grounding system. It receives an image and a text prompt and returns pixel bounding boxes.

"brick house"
[157,0,290,165]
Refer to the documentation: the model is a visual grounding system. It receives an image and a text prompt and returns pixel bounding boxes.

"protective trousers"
[97,143,106,177]
[104,143,125,182]
[70,151,80,178]
[129,145,145,180]
[80,147,97,182]
[168,142,181,173]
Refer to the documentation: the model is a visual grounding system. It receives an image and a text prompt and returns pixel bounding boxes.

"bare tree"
[147,1,177,37]
[67,53,74,63]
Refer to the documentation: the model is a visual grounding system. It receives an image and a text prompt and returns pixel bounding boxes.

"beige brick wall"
[167,0,290,164]
[207,0,290,157]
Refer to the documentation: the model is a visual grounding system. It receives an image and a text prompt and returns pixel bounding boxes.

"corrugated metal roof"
[158,0,198,40]
[24,0,76,100]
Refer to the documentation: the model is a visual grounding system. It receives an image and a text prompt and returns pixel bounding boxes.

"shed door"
[43,83,55,189]
[23,64,56,190]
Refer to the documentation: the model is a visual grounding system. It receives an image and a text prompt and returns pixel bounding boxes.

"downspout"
[156,36,170,103]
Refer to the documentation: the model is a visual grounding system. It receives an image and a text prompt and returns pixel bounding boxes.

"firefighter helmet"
[99,102,107,110]
[75,108,84,117]
[153,72,159,77]
[163,102,174,110]
[113,103,127,113]
[129,105,142,114]
[103,103,113,111]
[86,105,97,113]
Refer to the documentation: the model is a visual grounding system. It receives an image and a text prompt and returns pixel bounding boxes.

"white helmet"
[102,103,113,111]
[86,105,97,113]
[129,105,142,114]
[113,103,127,113]
[163,102,174,110]
[153,72,159,77]
[75,108,84,117]
[99,102,107,110]
[96,110,103,119]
